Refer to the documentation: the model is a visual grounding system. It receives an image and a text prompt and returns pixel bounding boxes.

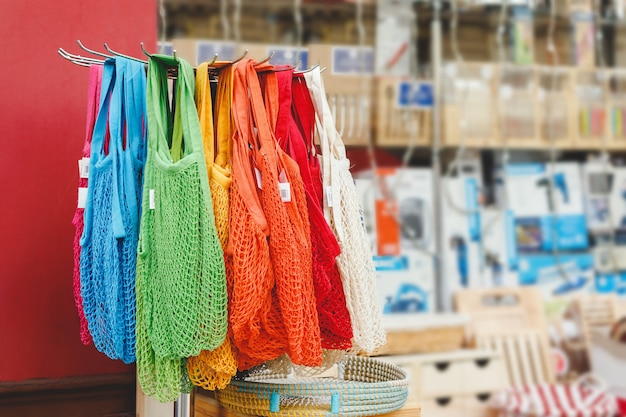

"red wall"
[0,1,156,381]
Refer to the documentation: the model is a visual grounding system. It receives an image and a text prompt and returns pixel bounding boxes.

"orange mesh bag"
[239,61,322,367]
[227,60,289,370]
[186,62,238,390]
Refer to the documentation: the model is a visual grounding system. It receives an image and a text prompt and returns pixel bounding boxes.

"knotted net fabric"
[237,61,322,367]
[80,59,139,363]
[72,64,102,346]
[227,61,289,370]
[304,68,386,354]
[187,61,238,390]
[272,69,353,351]
[136,54,227,401]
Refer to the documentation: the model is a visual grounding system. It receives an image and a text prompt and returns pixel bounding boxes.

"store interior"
[2,0,626,416]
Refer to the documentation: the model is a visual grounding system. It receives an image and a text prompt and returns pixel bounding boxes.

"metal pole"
[431,0,445,311]
[176,393,191,417]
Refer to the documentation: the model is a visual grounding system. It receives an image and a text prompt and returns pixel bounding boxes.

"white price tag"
[255,167,263,189]
[149,189,155,210]
[326,186,334,207]
[78,187,88,208]
[79,157,90,179]
[278,182,291,202]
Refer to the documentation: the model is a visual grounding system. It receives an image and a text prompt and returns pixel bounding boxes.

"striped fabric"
[493,383,617,417]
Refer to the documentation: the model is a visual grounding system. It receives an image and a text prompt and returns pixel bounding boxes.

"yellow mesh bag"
[187,62,237,390]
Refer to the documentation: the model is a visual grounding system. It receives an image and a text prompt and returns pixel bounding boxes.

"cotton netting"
[237,62,322,367]
[80,60,138,363]
[273,70,353,351]
[72,64,102,346]
[136,55,228,401]
[303,68,386,354]
[186,62,238,390]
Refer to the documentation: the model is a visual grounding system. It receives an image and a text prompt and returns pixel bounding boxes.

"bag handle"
[124,59,147,165]
[291,74,317,162]
[119,58,147,231]
[147,54,202,164]
[228,60,269,237]
[244,61,279,159]
[214,64,233,170]
[82,65,103,157]
[195,62,215,172]
[260,70,279,135]
[274,68,293,149]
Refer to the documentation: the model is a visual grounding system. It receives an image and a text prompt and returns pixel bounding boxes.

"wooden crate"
[442,62,498,148]
[573,69,608,149]
[536,66,576,149]
[374,77,431,147]
[308,43,374,146]
[497,64,541,148]
[455,287,555,385]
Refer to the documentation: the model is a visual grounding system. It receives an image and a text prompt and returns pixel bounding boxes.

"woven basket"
[216,356,409,417]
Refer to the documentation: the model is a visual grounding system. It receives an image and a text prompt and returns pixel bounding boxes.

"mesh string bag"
[136,54,227,401]
[113,58,148,363]
[80,60,129,361]
[227,61,290,370]
[72,64,102,346]
[303,68,386,354]
[237,61,322,367]
[187,61,238,391]
[274,69,353,352]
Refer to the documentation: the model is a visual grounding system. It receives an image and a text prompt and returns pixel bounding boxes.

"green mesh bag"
[136,54,228,402]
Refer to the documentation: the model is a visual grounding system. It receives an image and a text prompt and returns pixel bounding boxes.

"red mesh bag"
[71,65,102,345]
[269,69,353,350]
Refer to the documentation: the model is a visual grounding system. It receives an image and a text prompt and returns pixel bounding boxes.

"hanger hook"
[103,42,147,64]
[77,40,111,59]
[140,42,153,58]
[255,50,275,66]
[232,49,248,65]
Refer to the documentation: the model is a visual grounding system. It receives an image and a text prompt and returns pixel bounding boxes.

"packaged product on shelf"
[582,160,620,234]
[441,62,498,147]
[374,0,414,77]
[517,252,595,298]
[573,69,607,147]
[171,38,237,65]
[536,66,576,148]
[509,6,534,65]
[374,76,432,147]
[481,207,519,288]
[499,65,540,146]
[235,43,309,69]
[496,162,589,253]
[356,168,436,316]
[441,171,483,309]
[570,13,595,69]
[307,43,374,146]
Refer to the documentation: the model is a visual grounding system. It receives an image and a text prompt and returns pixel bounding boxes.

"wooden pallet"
[455,287,555,385]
